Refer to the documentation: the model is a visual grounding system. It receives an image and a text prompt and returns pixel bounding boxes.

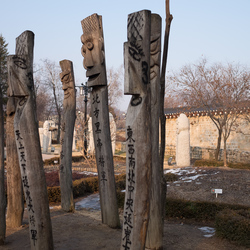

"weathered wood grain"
[8,30,53,250]
[81,14,120,228]
[59,59,76,212]
[121,10,152,250]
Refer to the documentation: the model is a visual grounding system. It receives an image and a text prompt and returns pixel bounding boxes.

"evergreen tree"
[0,34,7,244]
[0,34,8,104]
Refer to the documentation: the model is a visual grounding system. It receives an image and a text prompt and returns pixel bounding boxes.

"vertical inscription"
[122,126,136,249]
[15,130,37,246]
[92,93,107,182]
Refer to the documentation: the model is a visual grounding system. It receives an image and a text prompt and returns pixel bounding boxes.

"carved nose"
[84,50,94,68]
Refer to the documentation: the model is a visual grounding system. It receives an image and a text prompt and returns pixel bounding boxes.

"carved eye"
[150,38,160,55]
[13,56,27,69]
[86,42,94,50]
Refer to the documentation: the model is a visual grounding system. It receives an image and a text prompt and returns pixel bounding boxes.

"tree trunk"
[0,85,6,245]
[6,97,24,228]
[159,0,173,167]
[121,10,151,249]
[158,2,173,248]
[8,31,53,250]
[223,137,227,167]
[215,128,222,161]
[57,112,61,143]
[146,14,163,250]
[59,60,76,212]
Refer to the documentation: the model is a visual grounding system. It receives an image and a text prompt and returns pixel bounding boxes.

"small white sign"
[211,188,223,198]
[211,189,222,194]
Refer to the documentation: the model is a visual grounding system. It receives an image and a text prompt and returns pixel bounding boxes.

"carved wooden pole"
[0,84,6,245]
[7,31,54,250]
[81,13,120,228]
[59,59,76,212]
[121,10,151,250]
[146,14,163,250]
[6,94,24,228]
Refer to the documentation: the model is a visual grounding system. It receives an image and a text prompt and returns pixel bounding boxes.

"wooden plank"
[59,59,76,212]
[121,10,151,250]
[8,31,54,250]
[81,14,120,228]
[146,13,163,250]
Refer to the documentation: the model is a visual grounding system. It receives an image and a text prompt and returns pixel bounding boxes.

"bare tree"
[169,58,250,166]
[159,0,173,168]
[107,66,123,114]
[39,59,63,142]
[33,65,51,122]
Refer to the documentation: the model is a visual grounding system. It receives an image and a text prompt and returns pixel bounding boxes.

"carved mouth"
[88,73,100,81]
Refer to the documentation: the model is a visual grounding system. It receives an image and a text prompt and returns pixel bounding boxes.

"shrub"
[47,176,99,203]
[43,155,84,166]
[165,198,249,222]
[216,209,250,248]
[194,160,224,167]
[228,162,250,170]
[44,157,60,166]
[194,159,250,170]
[164,173,179,182]
[73,176,99,198]
[47,186,61,203]
[115,174,126,191]
[117,191,125,209]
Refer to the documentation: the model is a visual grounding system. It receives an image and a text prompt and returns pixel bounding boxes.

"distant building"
[165,106,250,163]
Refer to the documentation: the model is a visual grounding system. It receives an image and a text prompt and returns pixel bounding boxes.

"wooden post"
[0,83,6,245]
[59,59,76,212]
[121,10,151,250]
[146,14,163,250]
[6,95,24,228]
[81,14,120,228]
[7,31,54,250]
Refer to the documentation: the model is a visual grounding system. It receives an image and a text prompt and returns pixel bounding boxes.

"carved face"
[7,55,30,98]
[60,70,74,99]
[150,14,161,81]
[150,35,161,80]
[81,14,106,87]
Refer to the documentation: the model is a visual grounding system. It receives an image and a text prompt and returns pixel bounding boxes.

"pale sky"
[1,0,250,111]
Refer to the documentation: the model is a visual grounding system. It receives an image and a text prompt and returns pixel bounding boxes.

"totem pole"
[59,59,76,212]
[121,10,152,249]
[146,14,163,249]
[6,94,24,228]
[7,30,54,250]
[81,13,120,228]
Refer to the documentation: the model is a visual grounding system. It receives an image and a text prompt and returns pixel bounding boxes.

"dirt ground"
[1,207,247,250]
[1,161,249,250]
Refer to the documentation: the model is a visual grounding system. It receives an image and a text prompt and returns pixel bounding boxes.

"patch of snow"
[75,193,100,211]
[198,227,215,238]
[78,171,98,176]
[180,174,205,181]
